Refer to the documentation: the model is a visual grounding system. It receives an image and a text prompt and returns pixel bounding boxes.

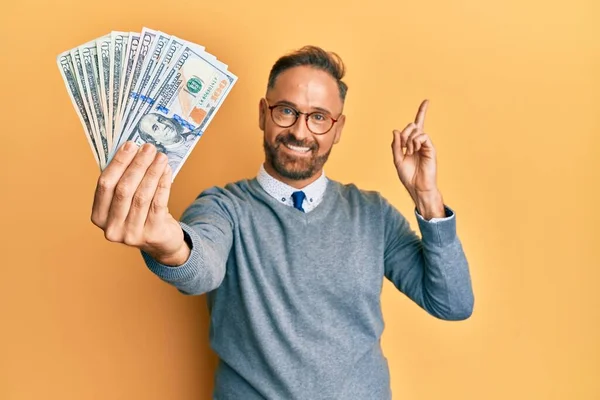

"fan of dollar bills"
[57,27,237,179]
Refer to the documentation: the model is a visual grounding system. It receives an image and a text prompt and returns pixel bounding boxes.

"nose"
[289,114,312,142]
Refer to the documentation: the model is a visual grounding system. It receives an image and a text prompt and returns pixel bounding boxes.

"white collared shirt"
[256,164,328,213]
[256,164,452,222]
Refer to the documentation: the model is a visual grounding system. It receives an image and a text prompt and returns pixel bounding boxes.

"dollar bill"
[113,44,237,179]
[122,36,187,136]
[58,29,237,175]
[196,47,228,71]
[121,31,171,135]
[110,31,129,147]
[56,51,101,167]
[118,39,204,142]
[115,28,156,148]
[70,48,102,162]
[96,35,112,150]
[119,38,241,140]
[114,32,140,143]
[79,40,109,163]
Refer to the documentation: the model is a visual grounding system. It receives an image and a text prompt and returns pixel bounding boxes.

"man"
[91,46,474,399]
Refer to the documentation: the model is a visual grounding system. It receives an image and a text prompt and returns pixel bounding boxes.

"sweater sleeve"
[382,198,474,320]
[141,187,235,296]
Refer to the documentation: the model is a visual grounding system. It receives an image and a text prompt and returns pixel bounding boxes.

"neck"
[263,162,322,189]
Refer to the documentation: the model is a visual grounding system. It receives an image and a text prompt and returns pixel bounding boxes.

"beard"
[263,132,332,181]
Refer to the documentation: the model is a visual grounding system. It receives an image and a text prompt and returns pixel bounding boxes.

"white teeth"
[285,144,310,153]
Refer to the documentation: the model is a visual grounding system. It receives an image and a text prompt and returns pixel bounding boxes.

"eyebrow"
[273,100,333,116]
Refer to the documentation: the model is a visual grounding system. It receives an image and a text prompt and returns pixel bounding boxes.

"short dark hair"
[267,45,348,101]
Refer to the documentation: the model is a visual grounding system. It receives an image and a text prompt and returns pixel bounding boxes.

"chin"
[275,161,315,180]
[263,138,330,181]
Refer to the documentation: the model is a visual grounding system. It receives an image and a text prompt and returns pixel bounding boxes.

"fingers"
[400,123,418,155]
[411,133,428,154]
[122,152,169,246]
[393,122,433,158]
[391,100,432,164]
[392,129,404,165]
[146,162,173,227]
[392,123,416,162]
[91,141,139,229]
[414,99,429,130]
[406,127,421,155]
[104,143,158,242]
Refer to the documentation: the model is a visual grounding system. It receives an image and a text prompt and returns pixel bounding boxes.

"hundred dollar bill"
[96,35,112,150]
[121,31,171,135]
[120,38,241,136]
[112,44,237,179]
[56,51,101,167]
[122,36,188,136]
[110,31,129,148]
[197,48,228,71]
[114,32,140,141]
[79,40,109,164]
[70,48,102,162]
[120,39,206,139]
[115,27,156,146]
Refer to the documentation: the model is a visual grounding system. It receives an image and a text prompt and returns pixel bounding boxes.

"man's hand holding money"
[91,141,190,266]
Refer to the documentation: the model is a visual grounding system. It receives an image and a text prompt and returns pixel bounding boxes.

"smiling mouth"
[283,143,312,154]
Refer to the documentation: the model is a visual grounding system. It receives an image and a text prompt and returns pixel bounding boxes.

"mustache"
[275,133,318,151]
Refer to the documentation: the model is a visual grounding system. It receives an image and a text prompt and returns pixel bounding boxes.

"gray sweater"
[142,178,474,399]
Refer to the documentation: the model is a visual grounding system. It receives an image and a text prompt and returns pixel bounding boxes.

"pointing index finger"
[414,99,429,130]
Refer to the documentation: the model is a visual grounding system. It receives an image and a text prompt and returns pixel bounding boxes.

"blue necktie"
[291,191,306,212]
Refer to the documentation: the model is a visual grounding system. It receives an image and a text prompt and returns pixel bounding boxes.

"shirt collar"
[256,164,328,210]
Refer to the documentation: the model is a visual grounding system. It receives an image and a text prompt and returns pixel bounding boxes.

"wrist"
[414,189,445,220]
[147,240,191,267]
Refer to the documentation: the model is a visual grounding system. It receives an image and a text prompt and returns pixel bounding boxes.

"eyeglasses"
[267,101,340,135]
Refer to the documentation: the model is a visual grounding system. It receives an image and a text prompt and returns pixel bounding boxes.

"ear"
[258,98,266,131]
[332,114,345,144]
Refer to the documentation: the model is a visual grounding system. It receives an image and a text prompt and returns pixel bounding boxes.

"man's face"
[259,66,345,181]
[139,114,179,144]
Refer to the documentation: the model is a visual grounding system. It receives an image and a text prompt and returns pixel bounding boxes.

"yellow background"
[1,0,598,398]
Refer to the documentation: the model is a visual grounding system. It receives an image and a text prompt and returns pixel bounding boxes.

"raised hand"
[392,100,445,219]
[90,141,189,266]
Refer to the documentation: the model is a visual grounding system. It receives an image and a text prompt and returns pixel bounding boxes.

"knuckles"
[131,157,147,169]
[150,200,164,215]
[90,213,102,228]
[131,193,150,210]
[96,176,114,196]
[103,226,123,243]
[123,232,142,247]
[113,184,131,203]
[103,225,143,247]
[109,155,128,167]
[145,164,162,179]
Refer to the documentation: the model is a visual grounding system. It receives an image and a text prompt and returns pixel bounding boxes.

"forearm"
[384,199,474,321]
[413,211,474,320]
